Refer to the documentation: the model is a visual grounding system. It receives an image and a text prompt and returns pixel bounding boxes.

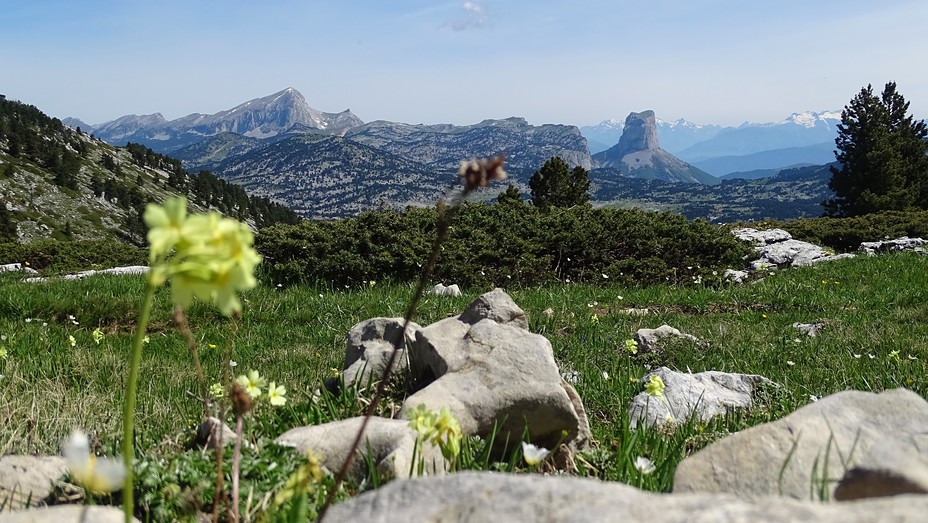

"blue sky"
[2,1,927,128]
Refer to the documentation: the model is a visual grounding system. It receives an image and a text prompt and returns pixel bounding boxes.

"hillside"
[0,96,300,244]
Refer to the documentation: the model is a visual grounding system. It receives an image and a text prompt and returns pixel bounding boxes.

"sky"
[2,0,928,128]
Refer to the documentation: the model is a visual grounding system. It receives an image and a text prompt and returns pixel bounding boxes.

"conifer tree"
[825,82,928,216]
[528,156,590,209]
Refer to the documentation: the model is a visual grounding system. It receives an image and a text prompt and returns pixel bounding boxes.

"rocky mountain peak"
[614,110,659,156]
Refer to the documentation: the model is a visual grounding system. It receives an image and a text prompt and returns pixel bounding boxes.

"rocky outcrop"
[628,367,776,429]
[731,228,855,270]
[633,324,699,353]
[673,388,928,500]
[859,237,928,255]
[325,471,928,522]
[593,111,718,185]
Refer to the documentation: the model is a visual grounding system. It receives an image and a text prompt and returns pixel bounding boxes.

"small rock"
[724,269,749,283]
[731,228,792,246]
[0,263,37,274]
[793,322,825,337]
[634,325,698,353]
[628,367,775,429]
[432,283,462,297]
[275,416,446,482]
[194,417,237,449]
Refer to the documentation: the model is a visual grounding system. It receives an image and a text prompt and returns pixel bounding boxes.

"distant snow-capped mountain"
[74,87,363,151]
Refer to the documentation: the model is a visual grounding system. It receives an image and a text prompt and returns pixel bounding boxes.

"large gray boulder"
[402,289,589,451]
[0,456,67,511]
[732,228,855,269]
[628,367,775,429]
[275,416,446,482]
[732,228,793,246]
[327,317,421,393]
[673,388,928,500]
[325,471,928,522]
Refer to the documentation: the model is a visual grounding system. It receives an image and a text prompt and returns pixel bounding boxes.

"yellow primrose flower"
[236,370,266,399]
[208,382,225,399]
[144,196,187,261]
[208,343,217,350]
[267,382,287,406]
[645,375,665,398]
[623,339,639,355]
[142,335,150,344]
[0,347,7,359]
[68,335,76,347]
[62,430,126,494]
[91,328,104,345]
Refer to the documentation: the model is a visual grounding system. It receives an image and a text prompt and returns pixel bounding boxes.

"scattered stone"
[634,325,698,353]
[542,307,554,317]
[326,317,420,393]
[0,505,138,522]
[0,263,37,274]
[275,416,446,482]
[431,283,462,297]
[617,307,650,316]
[25,265,149,283]
[628,367,776,429]
[194,417,237,449]
[325,470,928,523]
[0,456,67,511]
[859,237,928,255]
[403,289,587,451]
[673,388,928,500]
[724,269,749,283]
[793,322,825,337]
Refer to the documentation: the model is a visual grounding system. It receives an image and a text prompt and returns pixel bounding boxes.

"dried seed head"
[230,381,253,416]
[458,156,507,191]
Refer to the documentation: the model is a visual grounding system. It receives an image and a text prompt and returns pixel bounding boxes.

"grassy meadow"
[1,251,926,517]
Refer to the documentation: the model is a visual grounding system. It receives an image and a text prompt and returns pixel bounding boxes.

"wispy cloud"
[446,1,489,31]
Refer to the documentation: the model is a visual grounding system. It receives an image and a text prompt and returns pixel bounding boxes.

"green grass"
[0,252,926,518]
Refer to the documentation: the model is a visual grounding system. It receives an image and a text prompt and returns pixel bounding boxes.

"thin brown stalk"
[173,306,209,417]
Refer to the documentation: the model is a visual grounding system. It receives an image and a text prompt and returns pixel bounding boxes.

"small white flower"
[276,283,283,288]
[229,360,238,368]
[786,360,795,366]
[809,395,819,402]
[908,354,918,360]
[24,318,32,323]
[617,295,623,300]
[793,338,802,344]
[0,335,6,341]
[853,354,861,359]
[521,442,550,466]
[868,353,876,359]
[601,371,609,380]
[634,456,656,475]
[602,273,609,279]
[62,430,126,493]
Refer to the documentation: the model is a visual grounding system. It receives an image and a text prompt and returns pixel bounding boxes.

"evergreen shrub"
[256,201,752,288]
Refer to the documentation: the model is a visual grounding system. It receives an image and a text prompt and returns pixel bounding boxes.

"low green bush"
[256,202,752,288]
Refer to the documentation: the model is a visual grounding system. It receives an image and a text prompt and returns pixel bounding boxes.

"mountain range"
[62,87,840,220]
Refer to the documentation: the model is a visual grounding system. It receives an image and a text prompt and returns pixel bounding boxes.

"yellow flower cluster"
[273,451,324,509]
[645,374,666,398]
[623,339,639,355]
[407,404,462,461]
[144,197,262,316]
[234,370,287,406]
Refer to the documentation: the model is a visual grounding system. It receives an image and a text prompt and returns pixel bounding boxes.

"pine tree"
[825,82,928,216]
[528,156,590,209]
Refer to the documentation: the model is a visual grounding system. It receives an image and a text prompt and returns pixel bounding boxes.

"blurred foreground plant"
[121,196,261,522]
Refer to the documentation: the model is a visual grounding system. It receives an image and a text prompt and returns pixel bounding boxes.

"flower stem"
[122,283,157,523]
[232,415,244,523]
